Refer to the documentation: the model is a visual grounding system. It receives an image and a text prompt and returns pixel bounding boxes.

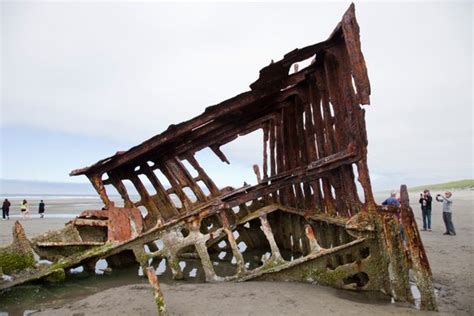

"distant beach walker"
[38,200,46,218]
[2,198,11,220]
[20,199,31,220]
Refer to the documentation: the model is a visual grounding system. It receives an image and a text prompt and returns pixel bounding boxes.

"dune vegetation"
[410,179,474,191]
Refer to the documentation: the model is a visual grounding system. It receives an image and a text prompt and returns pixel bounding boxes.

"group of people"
[382,189,456,236]
[418,190,456,236]
[1,199,46,220]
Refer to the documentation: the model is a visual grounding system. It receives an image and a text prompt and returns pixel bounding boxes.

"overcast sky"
[0,1,472,191]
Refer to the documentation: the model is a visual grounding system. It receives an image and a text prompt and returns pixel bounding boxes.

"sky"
[0,1,473,192]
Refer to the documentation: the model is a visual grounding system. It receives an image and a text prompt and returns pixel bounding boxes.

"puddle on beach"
[0,253,228,315]
[0,250,409,315]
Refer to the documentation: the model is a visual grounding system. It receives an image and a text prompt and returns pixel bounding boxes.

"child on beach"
[436,191,456,236]
[20,199,30,219]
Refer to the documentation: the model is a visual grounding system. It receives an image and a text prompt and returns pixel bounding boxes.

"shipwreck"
[0,4,437,314]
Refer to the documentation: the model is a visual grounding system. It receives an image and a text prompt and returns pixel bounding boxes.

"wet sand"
[1,190,473,315]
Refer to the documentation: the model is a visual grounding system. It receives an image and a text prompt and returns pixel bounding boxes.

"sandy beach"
[1,190,473,315]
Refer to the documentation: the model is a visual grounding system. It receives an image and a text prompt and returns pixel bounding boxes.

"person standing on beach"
[38,200,45,219]
[419,189,433,231]
[436,191,456,236]
[20,199,30,219]
[2,199,11,220]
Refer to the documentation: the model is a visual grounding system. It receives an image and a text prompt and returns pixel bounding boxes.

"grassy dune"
[410,179,474,191]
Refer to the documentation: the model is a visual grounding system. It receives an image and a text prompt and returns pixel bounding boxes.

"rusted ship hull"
[0,4,437,314]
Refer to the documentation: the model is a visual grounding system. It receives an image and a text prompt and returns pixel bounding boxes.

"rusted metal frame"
[287,100,304,207]
[379,212,412,303]
[249,27,340,90]
[156,160,193,212]
[210,145,230,164]
[268,118,278,203]
[186,223,222,282]
[262,121,269,180]
[281,105,298,206]
[70,8,355,180]
[317,27,376,211]
[70,91,255,176]
[298,90,317,211]
[269,118,276,177]
[399,185,437,311]
[274,111,285,175]
[235,217,259,250]
[274,111,285,204]
[71,68,312,178]
[145,267,168,315]
[333,43,368,212]
[328,47,363,214]
[294,95,311,210]
[338,225,352,263]
[259,214,284,262]
[238,238,366,282]
[326,225,338,267]
[355,140,376,209]
[167,157,207,202]
[72,218,108,227]
[236,165,358,215]
[317,61,346,217]
[207,92,302,151]
[315,222,328,248]
[78,210,109,219]
[305,224,322,252]
[122,168,164,226]
[146,203,354,284]
[218,212,246,275]
[340,4,370,105]
[107,171,135,208]
[223,151,359,209]
[276,108,289,204]
[184,154,220,196]
[323,52,349,150]
[174,110,278,161]
[291,214,304,254]
[87,173,111,207]
[278,211,291,251]
[312,68,337,215]
[139,163,180,219]
[258,147,357,188]
[318,67,338,156]
[322,52,354,217]
[296,98,315,209]
[305,80,324,212]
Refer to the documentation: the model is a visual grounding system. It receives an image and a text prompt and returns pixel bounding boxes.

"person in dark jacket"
[419,189,433,231]
[2,199,11,220]
[38,200,45,218]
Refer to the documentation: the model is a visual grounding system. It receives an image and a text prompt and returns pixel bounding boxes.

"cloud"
[1,2,472,190]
